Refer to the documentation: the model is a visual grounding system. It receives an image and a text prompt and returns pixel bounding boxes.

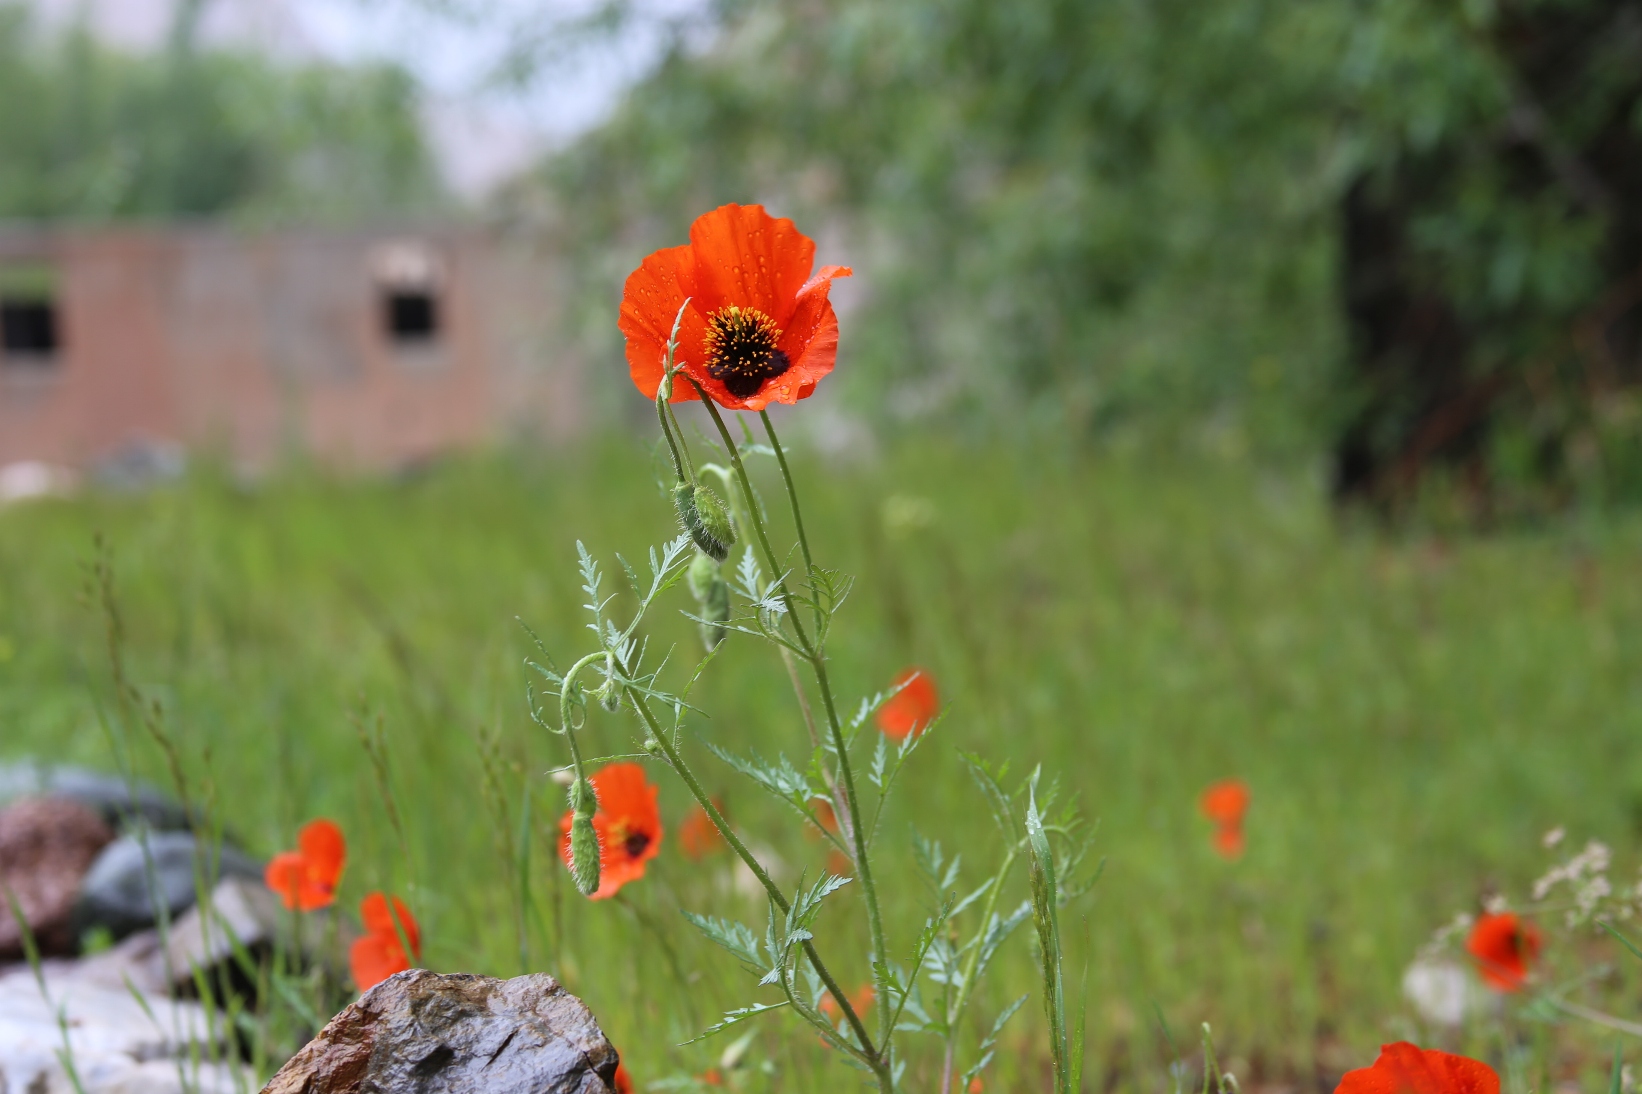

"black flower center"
[703,305,790,398]
[623,830,652,860]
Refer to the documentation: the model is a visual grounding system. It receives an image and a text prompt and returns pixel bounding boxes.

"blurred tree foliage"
[0,4,441,223]
[520,0,1642,511]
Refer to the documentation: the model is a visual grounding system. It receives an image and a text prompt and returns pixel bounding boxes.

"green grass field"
[3,440,1641,1091]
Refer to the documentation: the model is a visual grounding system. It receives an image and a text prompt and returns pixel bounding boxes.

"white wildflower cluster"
[1418,911,1476,961]
[1530,837,1625,926]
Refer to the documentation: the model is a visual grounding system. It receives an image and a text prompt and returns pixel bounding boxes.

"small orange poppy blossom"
[968,1079,984,1094]
[679,802,727,861]
[349,891,421,991]
[1334,1042,1498,1094]
[612,1062,634,1094]
[1465,912,1541,992]
[264,818,346,911]
[1199,779,1250,861]
[558,762,664,900]
[620,203,852,411]
[876,668,939,740]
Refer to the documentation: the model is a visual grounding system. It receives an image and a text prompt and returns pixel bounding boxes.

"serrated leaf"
[682,1002,789,1044]
[683,912,764,970]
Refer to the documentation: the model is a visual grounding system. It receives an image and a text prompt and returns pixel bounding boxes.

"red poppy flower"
[876,668,939,741]
[1335,1042,1498,1094]
[679,802,727,861]
[264,818,346,911]
[349,891,421,991]
[612,1062,633,1094]
[558,762,664,900]
[1199,780,1250,827]
[1199,780,1250,861]
[968,1080,984,1094]
[1465,912,1541,992]
[699,1069,724,1087]
[620,204,852,411]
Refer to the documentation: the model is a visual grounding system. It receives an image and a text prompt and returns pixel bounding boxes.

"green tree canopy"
[0,4,442,223]
[524,0,1642,507]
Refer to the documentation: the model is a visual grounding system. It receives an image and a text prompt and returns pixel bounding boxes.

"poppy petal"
[620,244,711,402]
[1199,780,1250,827]
[876,668,940,740]
[1335,1042,1499,1094]
[264,851,307,910]
[746,267,851,411]
[1213,825,1245,860]
[685,204,815,324]
[1465,913,1539,992]
[359,891,421,957]
[298,818,346,888]
[349,932,409,992]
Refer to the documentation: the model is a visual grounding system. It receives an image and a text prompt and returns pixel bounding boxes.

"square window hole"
[383,290,439,344]
[1,297,59,359]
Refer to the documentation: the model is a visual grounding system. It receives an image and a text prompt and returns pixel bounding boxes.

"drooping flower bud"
[674,482,735,562]
[567,778,601,896]
[687,550,732,651]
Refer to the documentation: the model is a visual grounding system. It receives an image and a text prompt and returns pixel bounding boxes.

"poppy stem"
[656,303,696,484]
[758,410,823,636]
[609,646,883,1072]
[681,378,892,1055]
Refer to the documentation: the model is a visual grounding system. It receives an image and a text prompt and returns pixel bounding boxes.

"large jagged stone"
[261,969,620,1094]
[0,761,192,833]
[75,831,265,939]
[0,796,116,958]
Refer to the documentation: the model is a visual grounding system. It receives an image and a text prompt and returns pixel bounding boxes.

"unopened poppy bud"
[568,778,601,895]
[686,550,718,601]
[686,551,732,651]
[674,483,735,562]
[598,683,621,713]
[657,371,674,403]
[642,736,664,756]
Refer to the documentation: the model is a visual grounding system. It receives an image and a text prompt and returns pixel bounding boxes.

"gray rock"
[0,962,251,1094]
[0,761,192,833]
[0,797,115,958]
[75,832,265,940]
[261,969,620,1094]
[165,876,356,997]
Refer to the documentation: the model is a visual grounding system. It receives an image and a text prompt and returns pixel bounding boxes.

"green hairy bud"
[674,482,735,562]
[568,778,601,896]
[687,550,732,651]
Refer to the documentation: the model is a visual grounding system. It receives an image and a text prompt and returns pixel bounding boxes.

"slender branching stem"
[608,649,883,1075]
[759,410,823,637]
[683,384,892,1050]
[941,844,1022,1091]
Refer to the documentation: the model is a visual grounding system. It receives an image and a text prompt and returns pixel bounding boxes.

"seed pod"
[567,778,601,896]
[674,482,735,562]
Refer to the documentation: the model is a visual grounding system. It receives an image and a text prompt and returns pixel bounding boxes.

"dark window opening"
[383,290,439,344]
[1,297,59,360]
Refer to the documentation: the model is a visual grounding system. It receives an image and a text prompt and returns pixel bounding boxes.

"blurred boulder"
[75,831,264,940]
[0,760,192,833]
[262,969,620,1094]
[0,960,248,1094]
[166,876,356,998]
[0,796,115,958]
[93,439,186,492]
